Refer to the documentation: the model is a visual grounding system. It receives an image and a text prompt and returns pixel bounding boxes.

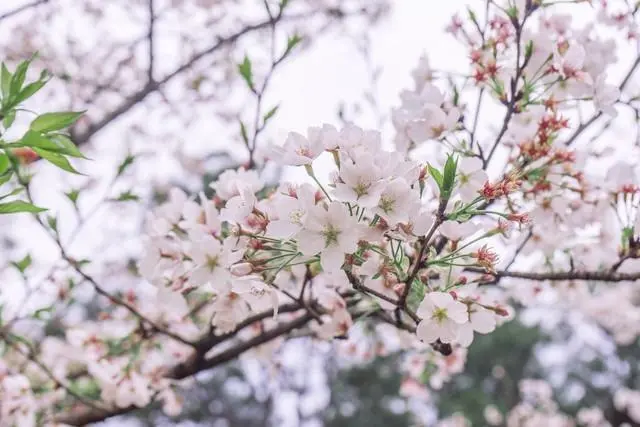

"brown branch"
[565,55,640,147]
[54,311,316,426]
[468,268,640,282]
[0,0,48,22]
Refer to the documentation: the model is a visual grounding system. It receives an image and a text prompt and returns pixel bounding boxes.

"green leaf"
[237,55,254,90]
[0,153,9,175]
[10,59,31,98]
[0,187,24,201]
[32,148,81,174]
[0,200,46,214]
[239,120,249,146]
[0,170,12,187]
[0,63,11,102]
[441,155,458,200]
[428,164,443,190]
[2,110,15,128]
[47,134,86,158]
[284,34,303,57]
[30,111,84,133]
[12,254,32,273]
[65,189,80,205]
[114,190,139,202]
[47,215,57,231]
[13,79,47,106]
[116,154,136,177]
[263,105,279,123]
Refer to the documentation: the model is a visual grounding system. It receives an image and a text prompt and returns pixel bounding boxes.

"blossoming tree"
[1,0,640,426]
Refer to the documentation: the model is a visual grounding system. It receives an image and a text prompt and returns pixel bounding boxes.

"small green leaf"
[12,254,32,273]
[10,59,31,97]
[239,120,249,146]
[47,134,86,158]
[441,155,458,200]
[114,191,139,202]
[0,170,12,187]
[237,55,254,90]
[284,34,303,56]
[65,189,80,205]
[30,111,84,133]
[32,148,81,174]
[0,200,46,214]
[0,63,11,102]
[428,164,443,190]
[47,215,57,231]
[0,153,9,175]
[263,105,279,123]
[0,187,24,200]
[13,79,47,106]
[3,110,15,128]
[116,154,136,177]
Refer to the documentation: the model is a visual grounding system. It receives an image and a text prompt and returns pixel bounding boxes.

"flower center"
[379,196,395,213]
[322,224,340,246]
[432,307,448,323]
[206,255,219,271]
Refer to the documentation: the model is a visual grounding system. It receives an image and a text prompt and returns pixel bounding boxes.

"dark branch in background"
[147,0,156,83]
[565,55,640,146]
[0,0,48,22]
[467,268,640,283]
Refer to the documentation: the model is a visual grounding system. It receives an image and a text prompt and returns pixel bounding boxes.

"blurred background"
[0,1,638,426]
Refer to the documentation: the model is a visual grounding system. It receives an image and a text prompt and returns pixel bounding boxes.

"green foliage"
[0,58,86,214]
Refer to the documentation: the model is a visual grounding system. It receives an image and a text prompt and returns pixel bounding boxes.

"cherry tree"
[1,0,640,426]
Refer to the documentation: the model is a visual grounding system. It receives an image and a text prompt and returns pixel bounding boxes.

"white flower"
[266,184,317,239]
[114,372,152,408]
[180,192,221,240]
[186,236,241,288]
[273,130,324,166]
[210,168,263,200]
[334,152,386,207]
[296,201,361,273]
[371,178,417,225]
[220,187,257,223]
[592,73,619,116]
[456,157,488,203]
[439,220,478,241]
[416,292,468,343]
[456,306,497,347]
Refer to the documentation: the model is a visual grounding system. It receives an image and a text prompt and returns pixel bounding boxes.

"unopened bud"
[231,262,253,276]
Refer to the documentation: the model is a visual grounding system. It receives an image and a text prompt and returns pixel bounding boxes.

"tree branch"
[0,0,48,22]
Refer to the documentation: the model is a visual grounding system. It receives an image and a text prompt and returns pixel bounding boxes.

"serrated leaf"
[12,254,32,273]
[237,55,253,90]
[0,200,46,214]
[30,111,84,133]
[32,148,81,174]
[116,154,136,177]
